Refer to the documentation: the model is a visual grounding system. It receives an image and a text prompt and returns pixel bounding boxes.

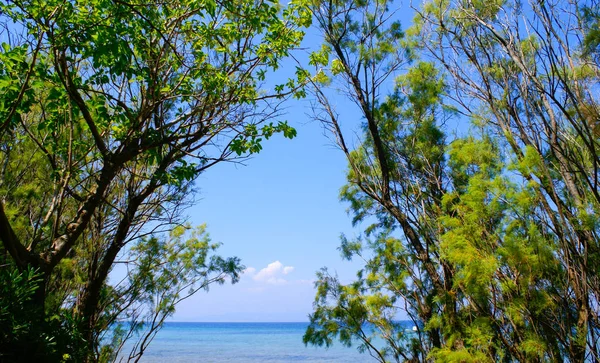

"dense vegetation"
[302,0,600,361]
[0,0,309,361]
[1,0,599,361]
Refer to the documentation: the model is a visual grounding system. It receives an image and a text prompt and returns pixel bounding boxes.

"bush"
[0,266,85,362]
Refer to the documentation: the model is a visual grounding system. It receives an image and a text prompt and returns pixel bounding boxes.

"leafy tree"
[417,0,600,359]
[303,0,600,361]
[302,0,450,360]
[100,225,242,362]
[0,0,310,360]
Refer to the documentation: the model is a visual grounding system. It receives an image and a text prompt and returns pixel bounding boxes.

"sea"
[117,322,413,362]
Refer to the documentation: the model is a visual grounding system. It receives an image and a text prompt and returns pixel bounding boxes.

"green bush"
[0,266,85,362]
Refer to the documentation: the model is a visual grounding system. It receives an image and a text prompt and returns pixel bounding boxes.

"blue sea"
[118,322,410,362]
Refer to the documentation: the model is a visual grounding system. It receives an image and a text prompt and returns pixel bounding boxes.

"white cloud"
[245,260,295,285]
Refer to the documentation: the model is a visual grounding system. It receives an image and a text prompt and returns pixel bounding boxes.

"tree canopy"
[0,0,310,360]
[303,0,600,361]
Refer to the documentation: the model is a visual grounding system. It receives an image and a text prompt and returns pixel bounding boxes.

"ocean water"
[117,322,409,362]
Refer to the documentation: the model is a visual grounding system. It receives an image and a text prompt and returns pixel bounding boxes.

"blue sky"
[174,98,368,322]
[172,6,418,322]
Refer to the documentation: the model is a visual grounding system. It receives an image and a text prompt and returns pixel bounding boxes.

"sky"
[173,97,368,322]
[169,5,418,323]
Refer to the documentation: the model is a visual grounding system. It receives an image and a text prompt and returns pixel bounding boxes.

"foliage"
[0,0,309,360]
[304,0,600,361]
[100,225,243,362]
[0,265,86,362]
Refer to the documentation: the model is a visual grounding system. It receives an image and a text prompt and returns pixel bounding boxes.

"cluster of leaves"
[303,0,600,361]
[0,0,310,360]
[98,225,243,362]
[0,265,86,362]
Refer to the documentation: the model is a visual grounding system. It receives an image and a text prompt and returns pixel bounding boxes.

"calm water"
[118,322,405,362]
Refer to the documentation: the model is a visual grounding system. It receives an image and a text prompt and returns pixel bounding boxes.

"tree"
[0,0,310,360]
[417,0,600,359]
[302,0,450,360]
[103,225,242,362]
[303,0,599,361]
